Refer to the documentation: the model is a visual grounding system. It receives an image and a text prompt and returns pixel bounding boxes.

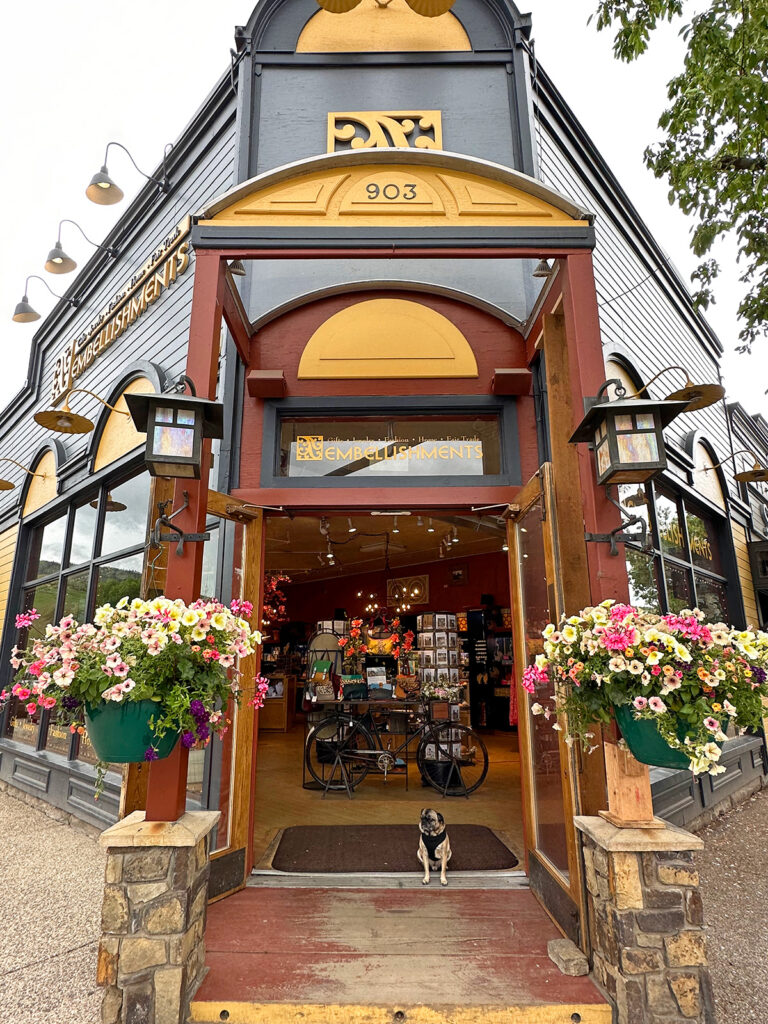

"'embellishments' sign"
[50,217,191,404]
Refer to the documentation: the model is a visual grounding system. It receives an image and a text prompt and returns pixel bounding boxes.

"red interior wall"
[280,550,511,627]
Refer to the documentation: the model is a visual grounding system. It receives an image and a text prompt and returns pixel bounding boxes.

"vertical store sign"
[50,217,192,404]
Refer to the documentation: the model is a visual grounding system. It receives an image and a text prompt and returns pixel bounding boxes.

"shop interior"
[251,510,526,867]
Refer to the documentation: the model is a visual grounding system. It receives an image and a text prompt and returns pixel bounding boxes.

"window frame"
[1,467,153,759]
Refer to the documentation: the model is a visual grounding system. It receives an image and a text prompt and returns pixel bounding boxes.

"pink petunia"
[632,696,648,710]
[704,717,720,732]
[648,696,666,713]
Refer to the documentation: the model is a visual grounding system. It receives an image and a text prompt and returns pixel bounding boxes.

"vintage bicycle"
[304,699,489,798]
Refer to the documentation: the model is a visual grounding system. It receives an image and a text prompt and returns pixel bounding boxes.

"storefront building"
[1,1,767,1021]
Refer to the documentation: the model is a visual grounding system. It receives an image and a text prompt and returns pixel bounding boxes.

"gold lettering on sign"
[50,217,192,405]
[328,111,442,152]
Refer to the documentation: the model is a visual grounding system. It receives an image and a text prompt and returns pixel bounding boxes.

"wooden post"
[145,252,226,823]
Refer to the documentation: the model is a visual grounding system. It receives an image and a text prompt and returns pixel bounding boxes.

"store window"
[619,484,730,622]
[2,470,152,757]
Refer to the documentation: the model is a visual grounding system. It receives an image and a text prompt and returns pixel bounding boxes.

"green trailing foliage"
[591,0,768,353]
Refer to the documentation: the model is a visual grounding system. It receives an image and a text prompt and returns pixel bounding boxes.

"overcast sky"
[0,1,764,417]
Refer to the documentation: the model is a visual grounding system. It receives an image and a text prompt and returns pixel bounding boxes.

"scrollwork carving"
[328,110,442,152]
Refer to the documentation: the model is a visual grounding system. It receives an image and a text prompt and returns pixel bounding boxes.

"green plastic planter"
[84,699,179,763]
[613,704,692,770]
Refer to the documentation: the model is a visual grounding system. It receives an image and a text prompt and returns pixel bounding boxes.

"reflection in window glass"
[656,493,685,559]
[200,526,220,601]
[4,697,41,747]
[27,515,67,580]
[60,570,89,622]
[664,561,693,613]
[685,510,722,574]
[694,572,728,622]
[619,484,651,529]
[100,474,151,556]
[95,553,144,608]
[518,498,569,878]
[23,581,59,638]
[44,719,73,756]
[626,550,660,614]
[69,499,98,566]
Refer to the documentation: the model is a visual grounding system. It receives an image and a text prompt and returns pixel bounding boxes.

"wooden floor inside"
[192,888,611,1023]
[252,723,524,866]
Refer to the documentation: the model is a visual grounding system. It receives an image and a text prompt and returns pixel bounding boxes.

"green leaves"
[593,0,768,352]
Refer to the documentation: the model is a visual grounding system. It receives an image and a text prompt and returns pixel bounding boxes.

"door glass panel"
[68,499,98,567]
[517,497,569,877]
[27,514,67,580]
[60,570,89,622]
[625,549,661,614]
[693,572,728,622]
[656,493,686,559]
[685,509,722,574]
[94,553,144,607]
[664,561,693,613]
[100,473,151,556]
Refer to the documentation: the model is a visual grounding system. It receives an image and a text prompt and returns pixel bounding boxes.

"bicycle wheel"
[305,714,374,791]
[417,723,489,796]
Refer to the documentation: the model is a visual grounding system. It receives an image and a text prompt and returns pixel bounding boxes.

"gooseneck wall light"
[33,388,131,436]
[701,449,768,484]
[12,276,80,323]
[634,364,725,412]
[0,459,48,492]
[44,219,119,275]
[86,142,173,206]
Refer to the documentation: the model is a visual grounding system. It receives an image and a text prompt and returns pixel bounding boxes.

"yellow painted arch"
[297,0,471,52]
[93,377,154,472]
[23,451,57,517]
[297,298,478,378]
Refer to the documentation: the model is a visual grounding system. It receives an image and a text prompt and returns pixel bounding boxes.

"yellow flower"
[191,626,207,642]
[182,610,200,627]
[210,612,229,631]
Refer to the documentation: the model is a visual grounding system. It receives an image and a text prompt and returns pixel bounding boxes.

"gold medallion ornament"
[315,0,456,13]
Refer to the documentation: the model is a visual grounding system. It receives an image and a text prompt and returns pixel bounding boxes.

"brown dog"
[417,808,452,886]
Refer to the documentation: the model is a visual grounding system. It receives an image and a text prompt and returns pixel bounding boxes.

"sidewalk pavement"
[0,789,105,1024]
[2,783,768,1023]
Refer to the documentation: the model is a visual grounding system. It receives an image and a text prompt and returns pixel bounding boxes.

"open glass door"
[509,464,585,945]
[205,493,265,900]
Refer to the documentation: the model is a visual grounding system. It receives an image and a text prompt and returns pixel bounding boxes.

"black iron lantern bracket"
[150,494,210,557]
[584,485,652,557]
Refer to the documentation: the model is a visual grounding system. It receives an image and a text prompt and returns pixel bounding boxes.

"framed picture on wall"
[449,565,468,586]
[421,650,434,668]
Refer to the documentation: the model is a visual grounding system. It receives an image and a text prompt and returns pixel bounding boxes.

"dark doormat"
[270,824,519,873]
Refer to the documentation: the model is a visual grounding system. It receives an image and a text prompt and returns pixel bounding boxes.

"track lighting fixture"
[427,518,435,533]
[348,517,357,533]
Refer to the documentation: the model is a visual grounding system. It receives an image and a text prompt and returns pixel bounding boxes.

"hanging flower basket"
[524,601,768,777]
[84,699,180,763]
[613,704,691,770]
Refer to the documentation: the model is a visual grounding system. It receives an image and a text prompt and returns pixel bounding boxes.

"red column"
[144,252,226,822]
[560,252,630,605]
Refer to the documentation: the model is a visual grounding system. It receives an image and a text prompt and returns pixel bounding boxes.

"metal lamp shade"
[45,242,77,275]
[12,296,40,323]
[315,0,363,11]
[34,406,95,434]
[86,166,124,205]
[570,396,688,487]
[124,391,224,479]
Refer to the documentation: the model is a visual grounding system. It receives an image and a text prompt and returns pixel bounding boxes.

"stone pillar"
[97,810,219,1024]
[575,816,715,1024]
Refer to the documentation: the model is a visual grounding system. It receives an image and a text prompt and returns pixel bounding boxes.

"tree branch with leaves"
[592,0,768,352]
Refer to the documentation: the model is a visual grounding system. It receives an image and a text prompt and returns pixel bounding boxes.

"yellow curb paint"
[190,1002,613,1024]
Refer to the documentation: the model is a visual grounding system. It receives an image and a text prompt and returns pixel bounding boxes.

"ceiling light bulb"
[392,517,399,534]
[502,542,509,552]
[427,518,435,533]
[348,517,356,533]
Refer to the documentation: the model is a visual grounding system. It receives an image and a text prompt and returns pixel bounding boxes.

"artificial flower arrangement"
[421,677,462,703]
[523,600,768,777]
[3,596,264,788]
[338,616,415,674]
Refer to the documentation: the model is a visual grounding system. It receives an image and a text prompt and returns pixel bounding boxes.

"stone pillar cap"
[99,810,220,849]
[574,815,704,853]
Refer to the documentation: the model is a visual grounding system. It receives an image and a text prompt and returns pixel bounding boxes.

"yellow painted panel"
[297,298,478,378]
[0,524,19,633]
[297,0,471,53]
[190,1003,612,1024]
[93,377,154,472]
[23,451,57,516]
[733,522,760,627]
[202,165,588,229]
[693,443,726,511]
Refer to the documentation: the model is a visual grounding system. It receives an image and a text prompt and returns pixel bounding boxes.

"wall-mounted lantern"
[569,380,688,487]
[124,375,223,479]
